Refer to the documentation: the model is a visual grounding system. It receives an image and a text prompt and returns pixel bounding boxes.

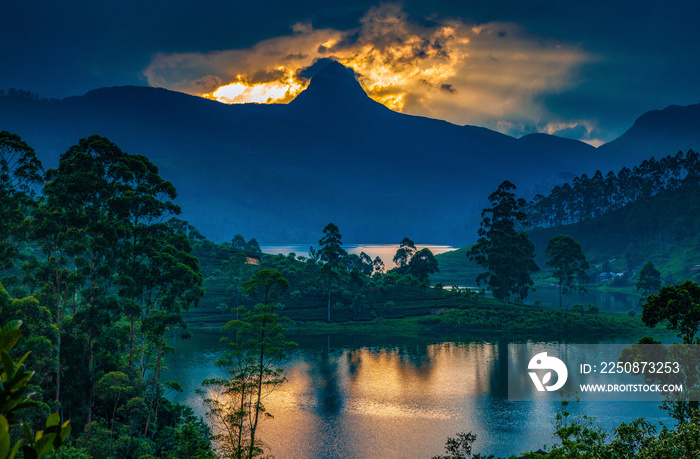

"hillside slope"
[2,61,698,244]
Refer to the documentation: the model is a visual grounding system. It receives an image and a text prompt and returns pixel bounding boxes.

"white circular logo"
[528,352,568,392]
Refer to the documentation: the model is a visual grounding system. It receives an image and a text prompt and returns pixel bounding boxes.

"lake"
[171,244,657,456]
[166,332,671,458]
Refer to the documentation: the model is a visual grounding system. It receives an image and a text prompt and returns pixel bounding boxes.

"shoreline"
[184,302,664,341]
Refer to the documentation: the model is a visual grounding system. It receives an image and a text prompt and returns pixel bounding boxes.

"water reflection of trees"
[292,338,570,455]
[488,339,509,397]
[312,340,519,401]
[301,337,572,434]
[394,342,435,378]
[307,346,344,415]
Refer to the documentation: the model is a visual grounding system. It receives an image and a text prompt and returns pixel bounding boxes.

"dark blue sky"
[2,0,699,143]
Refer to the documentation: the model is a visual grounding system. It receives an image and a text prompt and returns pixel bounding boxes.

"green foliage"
[393,237,416,268]
[167,217,205,244]
[0,321,70,459]
[202,269,296,459]
[318,223,346,268]
[527,150,700,228]
[407,248,440,282]
[163,422,216,459]
[188,224,451,325]
[430,246,482,287]
[317,223,348,322]
[620,337,700,424]
[95,372,131,426]
[432,431,493,459]
[431,303,643,337]
[0,133,215,458]
[0,131,43,279]
[623,281,700,425]
[636,261,661,297]
[26,135,204,442]
[440,399,700,458]
[548,398,608,457]
[545,235,590,308]
[641,280,700,344]
[540,401,700,458]
[526,153,700,292]
[372,256,385,274]
[467,181,539,306]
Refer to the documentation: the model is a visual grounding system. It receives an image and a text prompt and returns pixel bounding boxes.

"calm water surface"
[167,333,670,458]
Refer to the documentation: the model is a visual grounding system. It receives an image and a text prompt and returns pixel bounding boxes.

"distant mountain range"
[1,60,699,245]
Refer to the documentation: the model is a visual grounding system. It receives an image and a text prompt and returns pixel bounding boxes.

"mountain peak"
[289,59,387,114]
[300,59,366,97]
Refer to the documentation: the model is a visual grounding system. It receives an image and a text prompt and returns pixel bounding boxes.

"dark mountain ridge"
[1,61,699,244]
[599,103,700,170]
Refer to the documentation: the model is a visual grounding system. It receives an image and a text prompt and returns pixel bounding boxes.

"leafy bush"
[0,320,71,459]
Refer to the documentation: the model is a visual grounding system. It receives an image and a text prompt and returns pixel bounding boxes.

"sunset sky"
[2,1,698,145]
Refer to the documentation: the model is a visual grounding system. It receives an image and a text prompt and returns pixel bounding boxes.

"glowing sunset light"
[205,68,307,104]
[146,3,593,139]
[207,80,304,104]
[320,39,337,49]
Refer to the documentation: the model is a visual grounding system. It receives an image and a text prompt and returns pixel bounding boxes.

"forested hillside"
[526,150,700,285]
[434,150,700,288]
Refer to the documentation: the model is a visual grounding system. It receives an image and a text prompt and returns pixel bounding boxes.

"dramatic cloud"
[541,121,605,147]
[144,3,591,137]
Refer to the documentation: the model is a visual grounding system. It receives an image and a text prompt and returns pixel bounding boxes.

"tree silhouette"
[545,235,589,308]
[468,181,539,308]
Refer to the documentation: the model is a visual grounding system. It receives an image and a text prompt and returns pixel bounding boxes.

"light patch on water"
[347,399,454,420]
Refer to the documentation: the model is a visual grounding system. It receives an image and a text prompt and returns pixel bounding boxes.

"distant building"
[598,271,626,282]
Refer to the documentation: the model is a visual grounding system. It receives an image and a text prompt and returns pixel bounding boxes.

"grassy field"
[430,245,481,286]
[185,294,661,341]
[423,302,647,337]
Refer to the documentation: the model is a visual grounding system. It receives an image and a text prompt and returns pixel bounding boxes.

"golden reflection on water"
[345,343,498,400]
[170,337,667,458]
[242,342,508,458]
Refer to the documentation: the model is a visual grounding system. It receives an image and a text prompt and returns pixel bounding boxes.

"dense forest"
[3,128,700,458]
[1,131,217,458]
[523,150,700,286]
[0,131,459,458]
[525,150,699,228]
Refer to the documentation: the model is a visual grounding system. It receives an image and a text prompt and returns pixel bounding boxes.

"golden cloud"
[143,3,591,136]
